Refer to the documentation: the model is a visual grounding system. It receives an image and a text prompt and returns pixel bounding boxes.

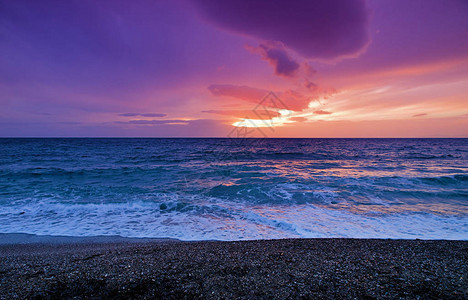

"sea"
[0,138,466,241]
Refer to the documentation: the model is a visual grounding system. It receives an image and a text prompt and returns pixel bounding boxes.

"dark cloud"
[118,113,167,117]
[141,113,167,117]
[246,42,300,77]
[129,120,187,125]
[412,113,427,117]
[116,119,189,125]
[193,0,370,60]
[304,79,318,91]
[119,113,140,117]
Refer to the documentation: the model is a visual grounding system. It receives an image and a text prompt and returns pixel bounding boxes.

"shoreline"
[1,237,466,298]
[1,232,466,245]
[0,233,180,245]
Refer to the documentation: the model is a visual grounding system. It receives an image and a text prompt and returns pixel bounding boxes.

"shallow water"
[0,138,467,240]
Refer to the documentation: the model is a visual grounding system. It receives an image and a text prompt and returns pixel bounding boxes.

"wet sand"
[0,238,466,299]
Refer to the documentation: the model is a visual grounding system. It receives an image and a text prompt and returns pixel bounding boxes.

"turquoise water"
[0,138,467,240]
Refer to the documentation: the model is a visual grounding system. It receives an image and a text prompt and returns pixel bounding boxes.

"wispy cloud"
[118,113,167,118]
[207,84,268,104]
[116,119,188,125]
[207,84,333,112]
[314,110,333,115]
[202,109,281,119]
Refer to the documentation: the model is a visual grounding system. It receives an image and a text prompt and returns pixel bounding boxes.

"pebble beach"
[1,238,466,299]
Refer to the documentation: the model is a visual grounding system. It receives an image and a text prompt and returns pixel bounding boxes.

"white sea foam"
[0,199,466,241]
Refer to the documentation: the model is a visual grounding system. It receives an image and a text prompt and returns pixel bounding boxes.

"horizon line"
[1,137,467,139]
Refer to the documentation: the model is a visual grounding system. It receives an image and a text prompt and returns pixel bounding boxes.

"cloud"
[202,109,281,119]
[208,84,268,104]
[119,113,140,117]
[114,119,233,137]
[207,84,335,112]
[141,113,167,117]
[314,110,333,115]
[246,42,300,77]
[290,117,308,122]
[412,113,427,117]
[118,113,167,117]
[304,79,318,91]
[279,90,313,111]
[116,119,189,125]
[303,63,317,77]
[192,0,370,60]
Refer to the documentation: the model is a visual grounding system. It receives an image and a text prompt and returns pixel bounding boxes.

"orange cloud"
[314,110,333,115]
[202,109,281,119]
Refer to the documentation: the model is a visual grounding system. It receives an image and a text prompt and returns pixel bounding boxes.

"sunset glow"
[0,0,467,137]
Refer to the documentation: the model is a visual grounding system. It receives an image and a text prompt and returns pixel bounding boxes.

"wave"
[1,138,467,241]
[0,200,466,241]
[419,174,468,184]
[403,154,458,160]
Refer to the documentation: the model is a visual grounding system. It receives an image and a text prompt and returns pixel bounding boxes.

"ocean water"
[0,138,467,241]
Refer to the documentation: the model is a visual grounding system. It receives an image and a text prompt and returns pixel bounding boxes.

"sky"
[0,0,467,137]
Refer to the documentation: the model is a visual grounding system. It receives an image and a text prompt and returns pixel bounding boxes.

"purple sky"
[1,0,467,137]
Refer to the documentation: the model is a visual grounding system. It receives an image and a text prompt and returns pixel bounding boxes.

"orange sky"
[0,0,467,137]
